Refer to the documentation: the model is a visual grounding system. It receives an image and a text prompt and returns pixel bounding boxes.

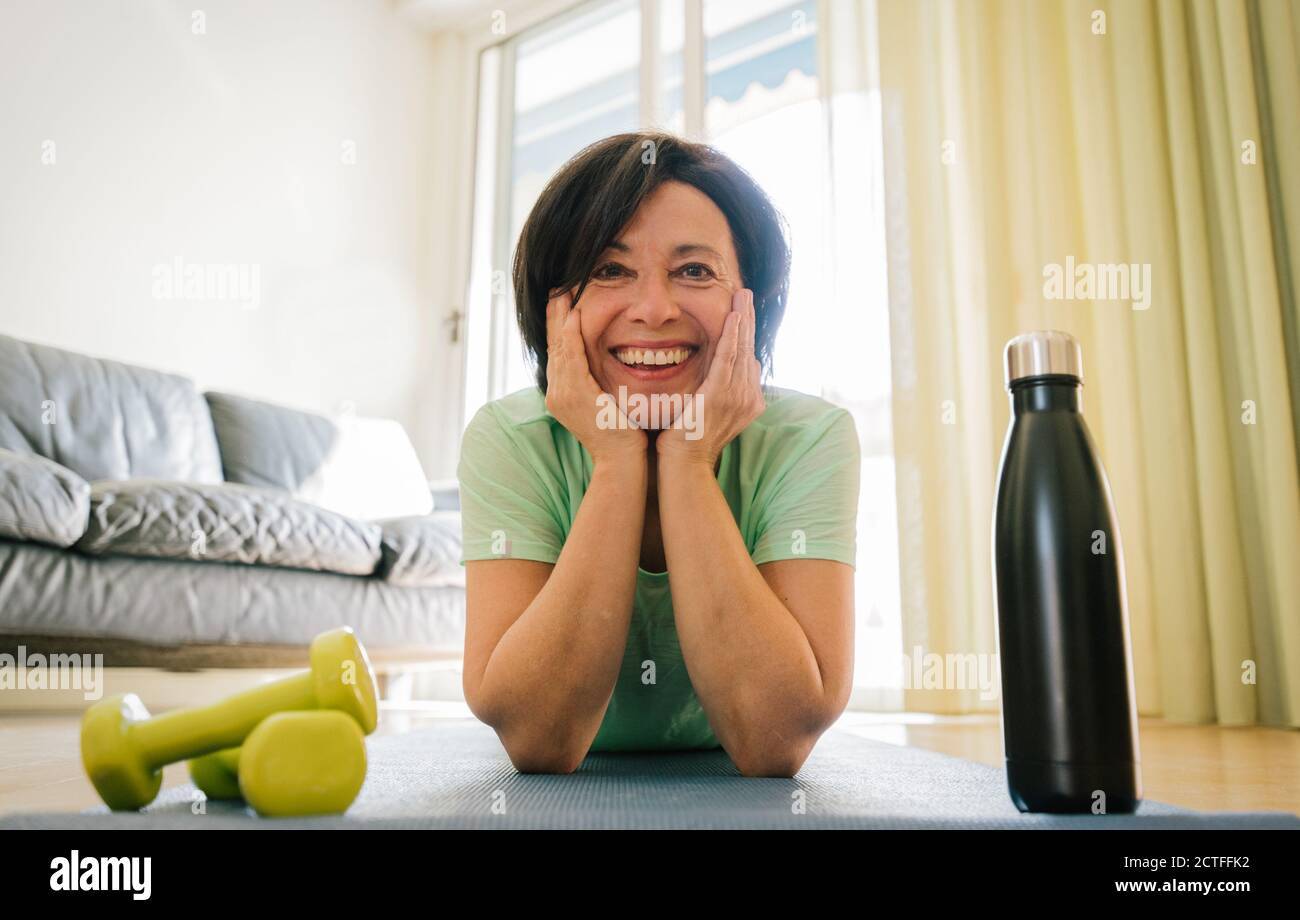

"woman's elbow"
[486,713,589,774]
[729,701,843,777]
[730,731,820,778]
[464,680,591,773]
[500,730,589,774]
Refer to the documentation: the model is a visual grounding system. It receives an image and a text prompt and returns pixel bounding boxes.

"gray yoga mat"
[3,719,1296,829]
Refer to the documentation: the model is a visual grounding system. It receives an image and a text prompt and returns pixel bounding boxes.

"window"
[464,0,901,710]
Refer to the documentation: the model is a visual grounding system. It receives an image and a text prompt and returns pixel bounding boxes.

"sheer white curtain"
[824,0,1300,726]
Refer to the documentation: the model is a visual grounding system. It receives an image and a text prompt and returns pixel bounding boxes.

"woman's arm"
[463,453,647,773]
[657,456,854,777]
[654,288,854,776]
[462,288,649,773]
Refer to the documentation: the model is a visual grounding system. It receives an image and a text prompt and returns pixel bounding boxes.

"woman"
[457,132,860,777]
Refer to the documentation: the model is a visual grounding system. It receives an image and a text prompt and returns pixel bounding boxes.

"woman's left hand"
[656,287,765,467]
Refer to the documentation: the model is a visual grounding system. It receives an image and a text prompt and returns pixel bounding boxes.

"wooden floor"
[834,712,1300,815]
[1,705,1296,816]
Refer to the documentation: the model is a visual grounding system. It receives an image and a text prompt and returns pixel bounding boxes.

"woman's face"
[574,180,742,404]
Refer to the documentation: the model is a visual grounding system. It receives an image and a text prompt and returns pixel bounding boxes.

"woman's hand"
[544,288,648,465]
[656,287,765,467]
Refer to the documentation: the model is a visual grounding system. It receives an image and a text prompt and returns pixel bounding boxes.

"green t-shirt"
[457,385,860,753]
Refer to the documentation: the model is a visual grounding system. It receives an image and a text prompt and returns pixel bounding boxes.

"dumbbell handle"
[131,672,316,766]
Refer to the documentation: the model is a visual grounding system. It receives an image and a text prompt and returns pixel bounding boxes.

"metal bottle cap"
[1004,330,1083,386]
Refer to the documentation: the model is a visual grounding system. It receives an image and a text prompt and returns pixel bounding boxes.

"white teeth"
[615,347,691,367]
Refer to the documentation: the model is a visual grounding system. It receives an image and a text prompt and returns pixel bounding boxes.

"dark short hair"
[512,131,791,393]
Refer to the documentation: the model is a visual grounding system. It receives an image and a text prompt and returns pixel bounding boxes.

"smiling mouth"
[610,345,698,368]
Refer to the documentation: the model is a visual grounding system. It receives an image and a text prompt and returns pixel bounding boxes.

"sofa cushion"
[376,512,464,587]
[0,334,223,484]
[0,448,91,547]
[204,391,338,492]
[75,480,381,576]
[0,539,466,651]
[204,391,433,521]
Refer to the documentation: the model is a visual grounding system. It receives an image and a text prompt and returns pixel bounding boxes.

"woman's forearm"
[477,454,647,764]
[657,455,829,773]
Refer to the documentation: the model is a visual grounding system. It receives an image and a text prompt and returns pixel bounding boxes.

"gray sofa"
[0,334,465,667]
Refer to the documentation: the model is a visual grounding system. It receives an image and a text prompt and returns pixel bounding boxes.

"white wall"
[0,0,465,477]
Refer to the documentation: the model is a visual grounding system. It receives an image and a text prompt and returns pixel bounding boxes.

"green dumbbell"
[239,710,368,817]
[188,663,379,801]
[188,747,242,800]
[82,627,377,811]
[189,712,367,815]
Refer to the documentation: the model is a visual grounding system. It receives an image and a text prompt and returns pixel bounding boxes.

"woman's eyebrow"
[602,240,724,260]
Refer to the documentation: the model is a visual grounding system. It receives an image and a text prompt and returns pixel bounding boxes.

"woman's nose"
[623,275,680,326]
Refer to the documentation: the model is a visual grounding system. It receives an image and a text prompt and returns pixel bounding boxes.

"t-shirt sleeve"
[456,404,564,565]
[750,408,860,568]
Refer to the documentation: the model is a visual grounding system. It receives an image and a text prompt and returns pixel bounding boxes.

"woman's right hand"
[544,288,648,465]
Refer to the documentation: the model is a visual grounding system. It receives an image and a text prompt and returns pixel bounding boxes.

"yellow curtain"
[823,0,1300,726]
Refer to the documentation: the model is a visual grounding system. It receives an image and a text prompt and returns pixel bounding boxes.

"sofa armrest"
[0,448,91,547]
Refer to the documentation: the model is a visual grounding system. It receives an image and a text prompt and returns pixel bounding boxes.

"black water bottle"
[992,330,1142,814]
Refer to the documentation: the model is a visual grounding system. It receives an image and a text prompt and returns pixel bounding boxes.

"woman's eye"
[592,263,627,280]
[592,262,714,281]
[676,263,716,281]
